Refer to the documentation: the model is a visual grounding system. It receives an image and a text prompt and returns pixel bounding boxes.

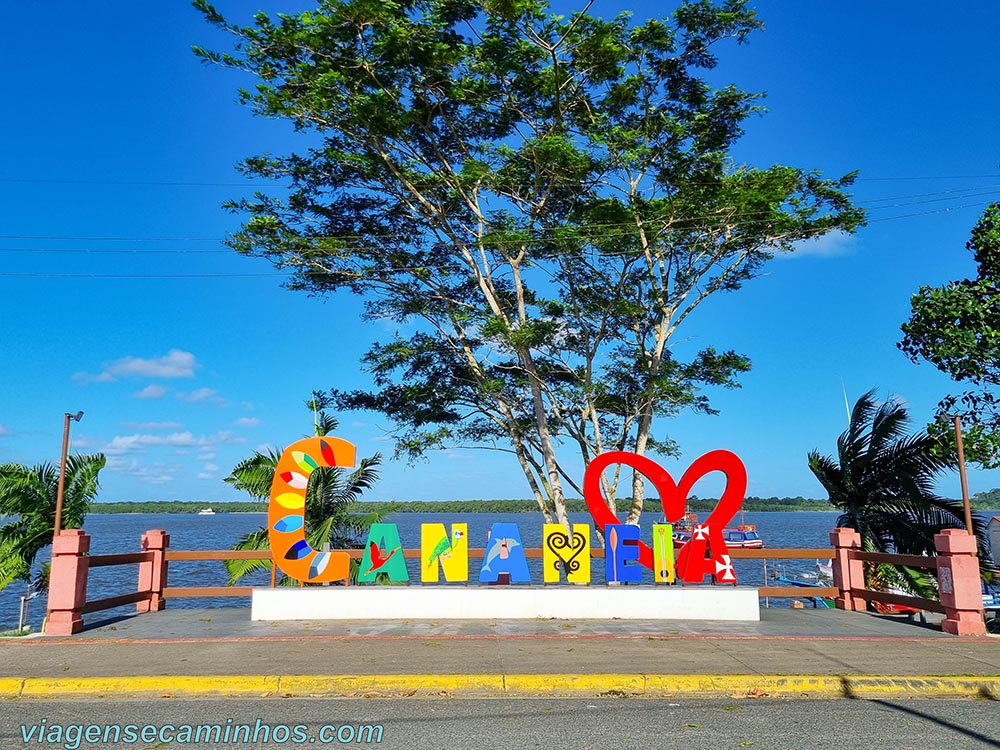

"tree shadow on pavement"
[839,676,1000,748]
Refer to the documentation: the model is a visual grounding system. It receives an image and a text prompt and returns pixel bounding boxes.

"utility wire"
[0,200,989,279]
[0,173,996,187]
[1,186,998,249]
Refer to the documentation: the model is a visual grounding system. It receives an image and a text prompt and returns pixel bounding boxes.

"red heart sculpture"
[583,450,747,583]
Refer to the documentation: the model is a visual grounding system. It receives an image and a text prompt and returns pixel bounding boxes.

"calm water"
[3,510,996,631]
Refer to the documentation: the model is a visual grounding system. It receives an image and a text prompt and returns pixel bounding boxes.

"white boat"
[197,508,216,516]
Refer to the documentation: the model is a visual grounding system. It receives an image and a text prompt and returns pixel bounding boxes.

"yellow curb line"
[0,678,25,699]
[4,674,998,700]
[281,674,505,695]
[19,676,280,699]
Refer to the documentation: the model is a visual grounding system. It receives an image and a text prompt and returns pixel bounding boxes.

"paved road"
[4,698,999,750]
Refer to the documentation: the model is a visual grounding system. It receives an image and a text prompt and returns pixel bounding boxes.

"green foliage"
[195,0,864,524]
[808,389,989,599]
[223,404,389,585]
[900,203,1000,467]
[0,454,106,592]
[970,488,1000,510]
[82,496,836,514]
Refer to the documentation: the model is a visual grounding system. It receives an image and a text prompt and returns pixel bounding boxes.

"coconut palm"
[808,389,988,599]
[0,453,106,592]
[224,409,389,585]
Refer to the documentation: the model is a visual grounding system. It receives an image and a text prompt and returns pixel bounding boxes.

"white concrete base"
[251,586,760,622]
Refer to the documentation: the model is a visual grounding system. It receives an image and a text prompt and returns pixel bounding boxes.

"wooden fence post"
[830,528,864,611]
[934,529,986,636]
[44,529,90,635]
[137,529,170,612]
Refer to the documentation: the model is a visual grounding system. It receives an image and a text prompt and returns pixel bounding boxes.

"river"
[3,510,996,631]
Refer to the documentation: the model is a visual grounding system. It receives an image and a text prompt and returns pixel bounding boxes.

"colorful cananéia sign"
[267,437,746,585]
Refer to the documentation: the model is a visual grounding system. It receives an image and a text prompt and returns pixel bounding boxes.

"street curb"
[3,674,998,700]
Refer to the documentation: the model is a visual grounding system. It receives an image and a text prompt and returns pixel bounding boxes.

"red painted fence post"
[830,527,864,611]
[934,529,986,636]
[44,529,90,635]
[137,529,170,612]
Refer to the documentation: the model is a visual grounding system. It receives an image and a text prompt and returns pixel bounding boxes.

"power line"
[867,201,996,223]
[0,173,996,187]
[0,272,281,279]
[2,185,997,249]
[0,177,266,187]
[0,200,986,278]
[0,247,234,255]
[1,190,996,275]
[0,234,223,242]
[855,174,1000,181]
[2,189,997,256]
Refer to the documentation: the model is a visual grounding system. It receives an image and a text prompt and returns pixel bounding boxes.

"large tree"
[195,0,863,526]
[900,203,1000,467]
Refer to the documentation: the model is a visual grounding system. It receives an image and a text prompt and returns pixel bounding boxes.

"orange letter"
[268,436,354,583]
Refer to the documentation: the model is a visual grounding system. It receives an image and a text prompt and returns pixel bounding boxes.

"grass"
[0,626,32,638]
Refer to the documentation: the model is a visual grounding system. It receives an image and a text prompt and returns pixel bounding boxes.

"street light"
[951,415,975,537]
[52,411,84,541]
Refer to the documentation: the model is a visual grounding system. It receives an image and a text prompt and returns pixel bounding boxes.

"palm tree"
[808,389,987,599]
[0,453,106,592]
[223,409,389,585]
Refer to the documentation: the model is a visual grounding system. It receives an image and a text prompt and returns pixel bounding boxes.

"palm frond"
[0,454,105,593]
[223,527,273,585]
[809,388,991,600]
[225,449,282,500]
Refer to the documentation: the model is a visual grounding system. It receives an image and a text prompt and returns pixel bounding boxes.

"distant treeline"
[90,501,267,514]
[973,489,1000,509]
[357,497,835,513]
[90,496,837,514]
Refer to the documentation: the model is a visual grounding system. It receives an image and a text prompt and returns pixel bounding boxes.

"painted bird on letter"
[426,529,465,569]
[364,541,401,576]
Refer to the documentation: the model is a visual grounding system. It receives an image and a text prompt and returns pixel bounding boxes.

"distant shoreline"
[86,498,1000,515]
[89,498,839,514]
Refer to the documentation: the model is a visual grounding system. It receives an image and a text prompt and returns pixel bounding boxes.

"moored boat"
[672,523,764,548]
[666,508,765,548]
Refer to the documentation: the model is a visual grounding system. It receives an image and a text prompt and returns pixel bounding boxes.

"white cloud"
[0,423,12,437]
[785,230,857,259]
[100,430,243,457]
[131,385,167,400]
[176,388,228,406]
[233,417,260,428]
[203,463,219,472]
[103,432,208,456]
[75,349,197,383]
[105,456,177,485]
[120,420,182,430]
[197,451,217,462]
[197,472,214,480]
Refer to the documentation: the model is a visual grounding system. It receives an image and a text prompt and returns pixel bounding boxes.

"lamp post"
[53,411,84,541]
[951,415,974,537]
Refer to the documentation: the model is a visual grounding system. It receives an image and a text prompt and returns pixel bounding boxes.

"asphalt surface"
[4,698,1000,750]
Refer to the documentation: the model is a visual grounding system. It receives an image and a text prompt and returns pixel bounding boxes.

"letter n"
[421,523,468,583]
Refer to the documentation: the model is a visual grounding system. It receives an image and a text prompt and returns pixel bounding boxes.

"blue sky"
[1,2,999,504]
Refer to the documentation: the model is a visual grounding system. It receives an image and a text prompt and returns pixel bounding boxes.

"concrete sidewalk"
[1,607,998,700]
